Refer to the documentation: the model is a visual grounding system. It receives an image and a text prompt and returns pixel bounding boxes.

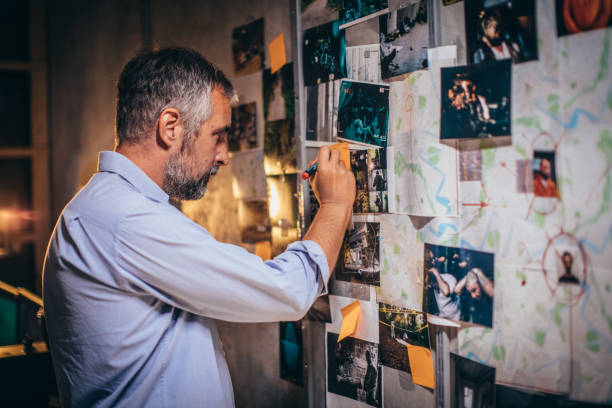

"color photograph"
[555,0,612,37]
[423,244,495,327]
[440,60,511,140]
[533,150,559,199]
[229,103,258,151]
[232,18,265,76]
[451,353,495,408]
[378,304,429,373]
[303,20,347,86]
[280,321,303,385]
[327,332,382,407]
[264,119,297,175]
[338,80,389,147]
[263,63,294,122]
[379,0,428,79]
[465,0,538,65]
[339,0,388,26]
[459,150,482,181]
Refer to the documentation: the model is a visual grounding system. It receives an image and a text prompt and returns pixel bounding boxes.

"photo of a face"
[423,244,495,327]
[533,151,559,199]
[555,0,612,37]
[441,60,511,140]
[465,0,538,65]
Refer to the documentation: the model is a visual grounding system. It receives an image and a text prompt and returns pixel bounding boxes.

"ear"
[157,108,183,150]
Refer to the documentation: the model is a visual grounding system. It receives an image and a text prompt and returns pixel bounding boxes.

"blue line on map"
[417,143,452,214]
[534,86,612,130]
[426,222,458,238]
[460,239,477,250]
[579,223,612,254]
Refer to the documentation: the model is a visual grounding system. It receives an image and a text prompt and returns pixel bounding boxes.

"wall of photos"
[295,0,612,407]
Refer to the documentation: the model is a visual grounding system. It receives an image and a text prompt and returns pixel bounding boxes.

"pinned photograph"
[264,119,297,175]
[303,20,347,86]
[232,18,265,76]
[378,304,429,373]
[301,0,339,30]
[460,150,482,181]
[465,0,538,65]
[263,63,294,122]
[338,80,390,147]
[555,0,612,37]
[423,244,495,327]
[339,0,388,26]
[280,321,303,385]
[305,80,341,142]
[379,0,429,79]
[327,332,382,407]
[238,200,271,243]
[557,250,581,285]
[336,222,381,286]
[533,151,559,199]
[451,353,495,408]
[515,159,533,193]
[440,60,511,140]
[350,148,388,213]
[229,103,258,151]
[306,294,332,322]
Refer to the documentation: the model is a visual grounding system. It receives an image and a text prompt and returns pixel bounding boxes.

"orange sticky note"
[255,241,272,261]
[330,142,350,170]
[406,344,435,389]
[337,300,360,342]
[269,33,286,74]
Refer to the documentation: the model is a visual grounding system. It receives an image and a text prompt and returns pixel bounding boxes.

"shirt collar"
[98,151,169,203]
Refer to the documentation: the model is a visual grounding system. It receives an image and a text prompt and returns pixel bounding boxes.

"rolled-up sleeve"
[114,205,329,322]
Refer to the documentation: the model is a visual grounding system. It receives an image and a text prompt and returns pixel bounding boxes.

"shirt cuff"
[286,240,330,296]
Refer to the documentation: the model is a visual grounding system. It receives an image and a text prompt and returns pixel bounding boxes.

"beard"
[162,150,219,201]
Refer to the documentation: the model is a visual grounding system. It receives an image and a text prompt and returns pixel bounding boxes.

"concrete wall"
[47,1,303,407]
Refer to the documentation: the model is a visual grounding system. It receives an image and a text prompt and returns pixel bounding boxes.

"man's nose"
[216,143,229,166]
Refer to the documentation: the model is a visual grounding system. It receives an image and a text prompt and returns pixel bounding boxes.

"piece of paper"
[330,142,350,170]
[337,300,360,342]
[269,33,286,74]
[406,344,434,389]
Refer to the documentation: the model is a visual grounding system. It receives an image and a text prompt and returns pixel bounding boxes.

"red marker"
[301,162,318,180]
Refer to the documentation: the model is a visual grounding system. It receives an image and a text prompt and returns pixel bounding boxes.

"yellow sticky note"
[255,241,272,261]
[269,33,286,74]
[337,300,360,342]
[330,142,350,170]
[406,344,435,389]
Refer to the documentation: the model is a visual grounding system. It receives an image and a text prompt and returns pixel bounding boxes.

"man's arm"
[454,274,468,295]
[429,267,450,296]
[302,146,356,272]
[474,268,494,297]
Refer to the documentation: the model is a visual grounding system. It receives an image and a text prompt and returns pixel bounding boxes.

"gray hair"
[116,47,235,148]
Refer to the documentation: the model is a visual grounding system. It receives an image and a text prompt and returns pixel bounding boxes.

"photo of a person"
[466,0,538,65]
[558,251,580,285]
[424,244,495,327]
[533,151,560,198]
[441,60,511,140]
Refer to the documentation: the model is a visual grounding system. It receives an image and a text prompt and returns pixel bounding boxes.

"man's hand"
[310,146,356,209]
[303,146,356,272]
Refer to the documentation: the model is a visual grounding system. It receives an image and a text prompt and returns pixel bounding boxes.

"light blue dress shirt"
[43,151,330,407]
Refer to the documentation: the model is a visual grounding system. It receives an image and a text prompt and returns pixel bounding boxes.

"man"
[363,350,379,406]
[472,9,521,64]
[455,268,494,326]
[559,251,580,284]
[534,157,559,198]
[43,48,356,407]
[426,266,461,321]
